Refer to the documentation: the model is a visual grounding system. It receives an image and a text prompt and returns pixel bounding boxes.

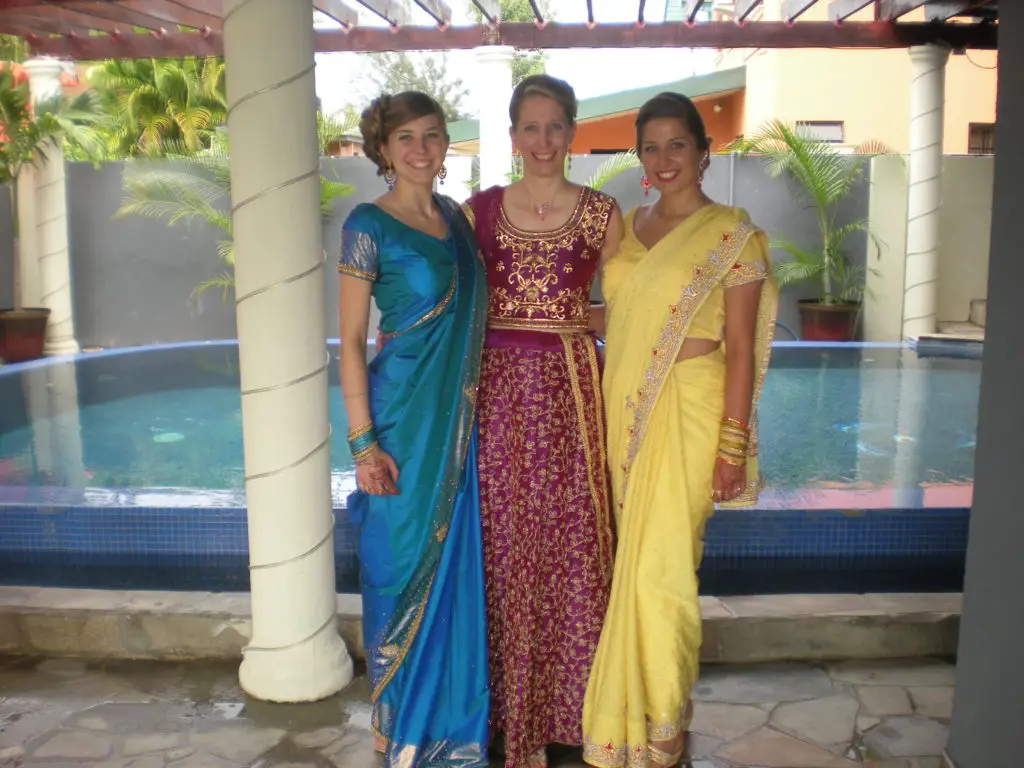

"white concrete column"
[22,56,79,356]
[441,153,475,204]
[902,44,950,340]
[15,164,41,307]
[474,45,515,189]
[223,0,353,702]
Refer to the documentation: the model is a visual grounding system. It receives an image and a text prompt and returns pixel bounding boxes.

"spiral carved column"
[223,0,353,702]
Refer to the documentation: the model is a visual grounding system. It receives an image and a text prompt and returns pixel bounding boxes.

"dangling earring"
[697,152,710,189]
[437,163,447,185]
[383,162,396,191]
[640,175,652,197]
[512,150,523,177]
[567,148,573,173]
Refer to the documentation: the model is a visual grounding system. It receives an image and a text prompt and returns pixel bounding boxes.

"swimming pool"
[0,341,979,594]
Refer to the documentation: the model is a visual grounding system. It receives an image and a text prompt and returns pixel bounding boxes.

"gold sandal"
[525,747,548,768]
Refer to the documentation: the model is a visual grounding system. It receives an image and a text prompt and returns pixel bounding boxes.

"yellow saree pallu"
[582,204,777,768]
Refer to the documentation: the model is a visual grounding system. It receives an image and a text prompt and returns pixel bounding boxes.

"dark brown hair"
[509,74,578,128]
[635,92,710,153]
[359,91,448,176]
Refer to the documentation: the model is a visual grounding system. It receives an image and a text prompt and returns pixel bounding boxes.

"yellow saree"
[582,204,777,768]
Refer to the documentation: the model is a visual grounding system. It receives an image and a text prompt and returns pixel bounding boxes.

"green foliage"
[79,57,227,159]
[364,52,469,121]
[727,120,894,306]
[116,111,358,301]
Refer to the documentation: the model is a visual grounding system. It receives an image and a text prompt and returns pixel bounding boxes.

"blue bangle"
[348,429,378,457]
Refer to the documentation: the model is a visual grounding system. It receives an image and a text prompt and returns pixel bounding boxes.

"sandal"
[525,746,548,768]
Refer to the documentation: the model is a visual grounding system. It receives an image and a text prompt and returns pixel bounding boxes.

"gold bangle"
[353,442,379,463]
[348,422,374,440]
[717,453,746,467]
[721,417,750,432]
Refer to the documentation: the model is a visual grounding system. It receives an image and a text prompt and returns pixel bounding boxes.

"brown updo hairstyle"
[509,74,578,128]
[634,92,711,154]
[359,91,449,176]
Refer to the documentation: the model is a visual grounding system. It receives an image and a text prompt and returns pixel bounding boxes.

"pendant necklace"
[525,185,558,221]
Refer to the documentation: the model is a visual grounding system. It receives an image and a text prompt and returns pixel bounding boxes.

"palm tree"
[115,111,359,300]
[83,57,226,159]
[0,66,104,312]
[727,119,892,306]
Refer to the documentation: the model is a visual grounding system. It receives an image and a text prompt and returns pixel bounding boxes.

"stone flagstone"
[909,686,954,719]
[857,685,914,716]
[692,663,834,704]
[861,716,949,759]
[190,724,286,763]
[829,660,955,687]
[689,701,768,740]
[715,727,860,767]
[31,730,114,761]
[770,693,860,746]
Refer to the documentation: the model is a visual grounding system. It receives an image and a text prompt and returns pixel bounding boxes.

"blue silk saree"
[338,194,489,767]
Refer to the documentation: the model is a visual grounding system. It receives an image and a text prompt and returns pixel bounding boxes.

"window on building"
[968,123,996,155]
[796,121,845,144]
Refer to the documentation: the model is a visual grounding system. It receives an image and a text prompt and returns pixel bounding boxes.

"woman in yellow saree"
[582,93,778,768]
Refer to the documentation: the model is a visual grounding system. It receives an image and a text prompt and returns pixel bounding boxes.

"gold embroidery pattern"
[388,267,456,338]
[488,188,614,330]
[370,573,434,702]
[337,263,376,281]
[477,335,612,765]
[563,333,615,585]
[339,228,379,281]
[723,259,768,287]
[621,224,755,497]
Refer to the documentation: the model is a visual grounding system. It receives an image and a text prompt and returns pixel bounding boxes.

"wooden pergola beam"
[18,20,998,59]
[410,0,451,25]
[829,0,875,22]
[782,0,823,23]
[685,0,707,24]
[924,1,993,21]
[469,0,498,24]
[351,0,408,26]
[313,0,357,27]
[879,0,928,20]
[115,0,220,29]
[735,0,764,22]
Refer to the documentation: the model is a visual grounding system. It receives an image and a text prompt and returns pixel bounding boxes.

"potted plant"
[728,120,890,342]
[0,63,101,362]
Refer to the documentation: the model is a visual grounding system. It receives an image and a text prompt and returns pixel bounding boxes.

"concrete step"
[969,298,987,327]
[935,320,985,341]
[0,587,962,664]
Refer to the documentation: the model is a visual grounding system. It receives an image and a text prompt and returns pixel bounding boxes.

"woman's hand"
[712,458,746,504]
[356,450,400,496]
[375,329,391,353]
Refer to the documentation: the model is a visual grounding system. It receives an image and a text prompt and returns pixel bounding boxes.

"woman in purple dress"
[462,74,624,768]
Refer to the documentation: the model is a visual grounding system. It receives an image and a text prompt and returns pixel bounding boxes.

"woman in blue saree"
[337,91,489,767]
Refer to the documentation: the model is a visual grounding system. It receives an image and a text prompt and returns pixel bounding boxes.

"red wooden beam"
[829,0,875,22]
[19,20,999,59]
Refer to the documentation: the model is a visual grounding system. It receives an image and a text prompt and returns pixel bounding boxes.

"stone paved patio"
[0,655,953,767]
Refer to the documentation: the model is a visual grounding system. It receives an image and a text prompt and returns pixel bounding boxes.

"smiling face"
[381,112,449,187]
[638,116,706,196]
[510,94,575,179]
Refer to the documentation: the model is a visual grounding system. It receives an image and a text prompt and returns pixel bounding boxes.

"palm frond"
[191,271,235,302]
[584,149,641,191]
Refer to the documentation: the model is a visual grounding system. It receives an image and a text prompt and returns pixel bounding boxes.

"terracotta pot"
[797,300,860,342]
[0,308,51,363]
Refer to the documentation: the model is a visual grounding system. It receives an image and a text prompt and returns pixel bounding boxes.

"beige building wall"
[864,155,993,342]
[714,1,998,153]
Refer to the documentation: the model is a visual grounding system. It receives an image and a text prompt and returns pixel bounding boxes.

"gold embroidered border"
[561,334,614,583]
[488,318,591,331]
[389,267,456,338]
[337,263,376,281]
[371,573,435,702]
[460,201,476,230]
[621,223,756,497]
[723,260,767,288]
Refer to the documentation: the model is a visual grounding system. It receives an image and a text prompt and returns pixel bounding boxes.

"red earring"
[641,175,651,196]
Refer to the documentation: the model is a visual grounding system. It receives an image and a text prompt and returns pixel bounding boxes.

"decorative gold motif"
[338,229,379,282]
[487,187,615,330]
[621,223,756,500]
[724,259,768,287]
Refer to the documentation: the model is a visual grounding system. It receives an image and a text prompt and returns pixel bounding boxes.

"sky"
[313,0,717,118]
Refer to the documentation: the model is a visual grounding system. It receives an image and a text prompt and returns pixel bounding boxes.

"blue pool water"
[0,341,980,594]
